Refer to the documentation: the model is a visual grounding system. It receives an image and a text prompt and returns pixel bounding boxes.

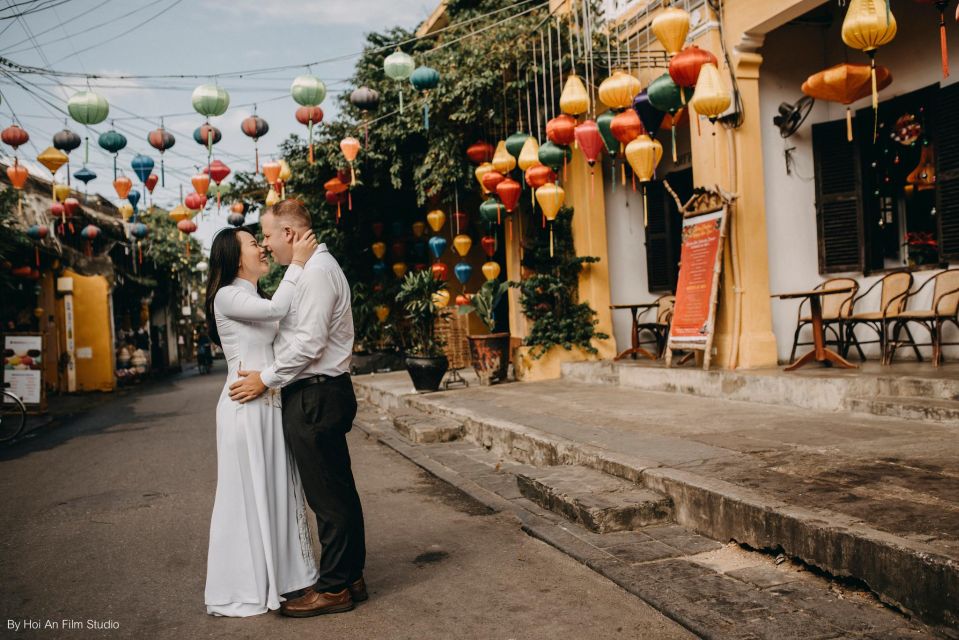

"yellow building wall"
[60,269,115,392]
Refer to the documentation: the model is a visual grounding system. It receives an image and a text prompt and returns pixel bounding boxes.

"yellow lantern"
[841,0,896,123]
[690,63,731,124]
[278,159,292,182]
[169,204,192,223]
[119,202,134,221]
[52,183,71,202]
[559,74,589,116]
[598,70,642,110]
[651,7,690,56]
[475,162,495,194]
[625,135,664,226]
[412,221,426,238]
[432,289,451,308]
[453,234,472,257]
[518,137,541,172]
[372,241,386,259]
[37,146,68,176]
[535,182,566,256]
[481,261,501,281]
[427,209,446,233]
[392,262,408,278]
[374,305,390,323]
[491,140,516,174]
[266,187,280,207]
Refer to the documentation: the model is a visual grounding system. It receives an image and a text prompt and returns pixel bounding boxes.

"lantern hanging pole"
[526,66,534,142]
[533,39,543,140]
[516,59,523,132]
[547,23,555,120]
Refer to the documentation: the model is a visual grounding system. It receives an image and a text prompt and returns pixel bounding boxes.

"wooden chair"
[843,271,916,365]
[885,269,959,367]
[636,295,675,359]
[788,278,858,364]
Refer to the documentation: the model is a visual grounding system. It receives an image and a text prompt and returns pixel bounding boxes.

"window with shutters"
[813,83,954,274]
[645,168,692,292]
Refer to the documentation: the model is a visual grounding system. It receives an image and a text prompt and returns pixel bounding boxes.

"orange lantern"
[113,175,132,200]
[191,171,211,196]
[262,161,282,190]
[340,136,361,185]
[802,63,892,141]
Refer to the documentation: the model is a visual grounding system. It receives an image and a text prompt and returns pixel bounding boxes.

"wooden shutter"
[644,180,672,292]
[936,82,959,261]
[813,119,865,274]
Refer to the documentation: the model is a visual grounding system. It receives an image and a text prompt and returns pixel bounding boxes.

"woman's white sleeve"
[213,265,303,321]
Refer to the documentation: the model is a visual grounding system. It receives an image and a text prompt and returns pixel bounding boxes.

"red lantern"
[145,173,159,193]
[611,110,645,144]
[546,115,577,145]
[481,170,505,193]
[455,294,470,306]
[431,262,449,281]
[50,202,65,218]
[481,235,497,258]
[496,178,521,213]
[372,222,384,238]
[574,120,605,167]
[185,191,206,211]
[668,45,718,91]
[391,240,406,259]
[63,197,80,217]
[466,140,494,165]
[324,177,348,194]
[207,159,231,208]
[295,106,324,164]
[1,125,29,150]
[6,163,28,189]
[452,211,469,234]
[525,165,556,189]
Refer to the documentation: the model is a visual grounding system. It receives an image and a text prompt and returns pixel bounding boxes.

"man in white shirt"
[229,199,366,617]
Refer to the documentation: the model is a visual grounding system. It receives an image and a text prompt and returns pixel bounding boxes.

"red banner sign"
[669,210,724,345]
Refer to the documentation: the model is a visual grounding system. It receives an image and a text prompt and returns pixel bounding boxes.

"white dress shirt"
[260,244,354,389]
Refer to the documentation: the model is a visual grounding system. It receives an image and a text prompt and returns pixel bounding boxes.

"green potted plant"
[395,269,450,392]
[458,279,511,385]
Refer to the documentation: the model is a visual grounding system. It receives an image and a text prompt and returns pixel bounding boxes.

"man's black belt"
[282,372,350,398]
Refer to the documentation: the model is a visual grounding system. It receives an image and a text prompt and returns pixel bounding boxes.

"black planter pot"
[404,354,449,392]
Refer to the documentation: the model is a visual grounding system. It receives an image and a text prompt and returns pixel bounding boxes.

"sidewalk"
[353,370,959,630]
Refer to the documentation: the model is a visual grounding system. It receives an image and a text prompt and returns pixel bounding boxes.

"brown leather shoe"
[348,576,368,603]
[280,587,353,618]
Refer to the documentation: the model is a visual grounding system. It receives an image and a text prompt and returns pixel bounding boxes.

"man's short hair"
[268,198,311,230]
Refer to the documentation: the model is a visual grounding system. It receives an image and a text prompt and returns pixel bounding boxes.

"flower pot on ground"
[458,279,511,385]
[396,269,451,392]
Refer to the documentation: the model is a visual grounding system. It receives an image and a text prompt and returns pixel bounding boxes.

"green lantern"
[290,75,326,107]
[192,84,230,118]
[383,49,415,113]
[505,131,530,161]
[410,66,440,130]
[596,112,618,156]
[68,90,109,125]
[647,73,692,162]
[479,198,504,225]
[538,141,571,173]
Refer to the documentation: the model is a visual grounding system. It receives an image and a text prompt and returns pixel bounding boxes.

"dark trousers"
[281,374,365,593]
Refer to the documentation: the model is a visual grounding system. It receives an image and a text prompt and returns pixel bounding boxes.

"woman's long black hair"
[204,226,268,346]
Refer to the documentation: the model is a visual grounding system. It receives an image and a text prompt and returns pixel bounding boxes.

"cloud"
[205,0,434,27]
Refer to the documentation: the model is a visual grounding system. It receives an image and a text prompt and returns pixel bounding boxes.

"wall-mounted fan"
[773,96,815,138]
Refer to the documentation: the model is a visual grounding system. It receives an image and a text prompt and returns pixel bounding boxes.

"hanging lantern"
[228,212,246,227]
[374,305,390,323]
[118,201,134,222]
[67,90,109,164]
[350,86,380,145]
[648,73,693,161]
[491,140,516,174]
[192,84,230,118]
[611,109,644,145]
[263,161,282,192]
[340,136,361,185]
[432,288,451,307]
[412,221,426,238]
[193,123,222,165]
[291,75,326,106]
[74,167,96,194]
[207,159,231,208]
[597,112,619,157]
[265,188,280,207]
[481,169,506,194]
[53,128,81,186]
[546,114,577,145]
[428,235,448,259]
[427,210,446,233]
[690,63,732,124]
[497,178,521,213]
[625,135,664,226]
[455,294,470,306]
[669,46,718,96]
[1,124,29,150]
[111,175,132,201]
[453,234,472,256]
[802,63,892,141]
[98,128,127,179]
[7,163,28,189]
[454,262,473,285]
[453,211,469,233]
[633,90,666,139]
[169,204,192,223]
[535,182,565,256]
[505,132,531,161]
[914,1,950,78]
[131,154,154,202]
[475,162,495,194]
[127,190,141,213]
[481,261,501,282]
[467,140,495,165]
[574,120,605,167]
[479,198,504,225]
[651,7,691,56]
[559,74,589,115]
[278,160,292,184]
[26,223,47,266]
[480,235,497,258]
[147,124,175,186]
[240,114,269,172]
[538,141,571,174]
[295,106,324,164]
[393,262,408,279]
[410,66,441,130]
[191,171,211,198]
[371,241,387,260]
[518,137,541,172]
[525,165,556,190]
[373,261,388,278]
[431,263,449,283]
[37,146,68,181]
[80,224,100,256]
[841,0,897,139]
[55,185,72,203]
[598,70,642,110]
[145,173,158,193]
[185,191,207,211]
[384,49,415,112]
[391,239,407,260]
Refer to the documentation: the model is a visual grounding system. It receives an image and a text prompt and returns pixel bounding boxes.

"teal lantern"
[290,75,326,107]
[192,84,230,118]
[479,198,504,225]
[505,132,531,161]
[596,112,619,156]
[98,128,127,179]
[538,141,571,173]
[383,49,415,113]
[67,90,109,165]
[647,73,693,162]
[410,66,440,130]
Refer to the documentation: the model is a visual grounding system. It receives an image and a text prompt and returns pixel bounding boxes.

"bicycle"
[0,384,27,443]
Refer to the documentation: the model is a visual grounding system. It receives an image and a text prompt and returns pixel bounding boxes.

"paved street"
[0,363,693,640]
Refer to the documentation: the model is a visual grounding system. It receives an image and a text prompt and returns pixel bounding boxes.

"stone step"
[848,395,959,424]
[391,409,465,444]
[874,375,959,401]
[516,465,673,533]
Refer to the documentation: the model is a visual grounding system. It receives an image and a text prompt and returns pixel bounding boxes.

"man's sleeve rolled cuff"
[260,367,280,389]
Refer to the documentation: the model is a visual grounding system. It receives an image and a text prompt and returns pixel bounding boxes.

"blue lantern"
[454,262,473,285]
[428,235,447,259]
[131,154,154,185]
[127,190,140,211]
[372,261,388,278]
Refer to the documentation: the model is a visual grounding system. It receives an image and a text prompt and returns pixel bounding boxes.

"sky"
[0,0,436,249]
